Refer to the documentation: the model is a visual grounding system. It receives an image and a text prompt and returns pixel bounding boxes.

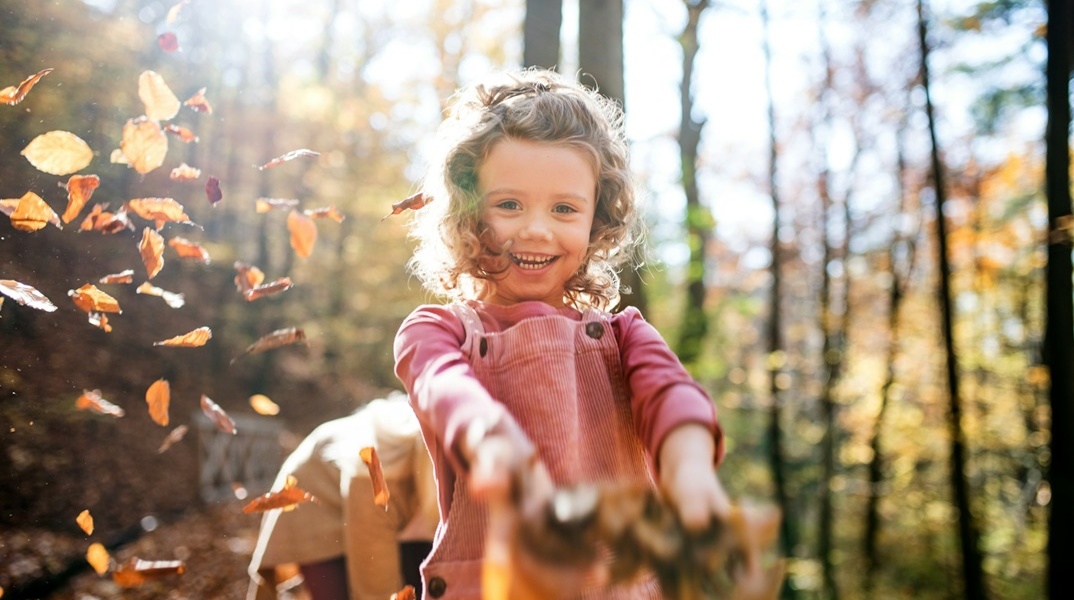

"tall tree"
[523,0,562,69]
[916,1,988,598]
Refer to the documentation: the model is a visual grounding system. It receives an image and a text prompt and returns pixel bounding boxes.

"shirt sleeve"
[612,307,725,469]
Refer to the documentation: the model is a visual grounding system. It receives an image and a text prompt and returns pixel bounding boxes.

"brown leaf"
[249,394,279,416]
[360,446,391,510]
[255,198,299,213]
[136,281,185,308]
[205,175,222,205]
[76,509,94,535]
[128,197,192,230]
[183,87,213,114]
[304,205,345,223]
[242,475,316,513]
[0,279,58,312]
[61,174,100,224]
[6,191,61,231]
[243,277,293,301]
[233,261,265,293]
[233,327,307,363]
[145,379,170,426]
[287,210,317,258]
[158,424,189,453]
[121,117,168,174]
[157,32,180,53]
[154,326,211,347]
[164,123,198,143]
[80,204,133,234]
[75,389,125,417]
[1,68,53,105]
[200,394,236,435]
[168,236,210,264]
[258,149,319,170]
[169,162,201,181]
[86,543,110,575]
[21,131,94,176]
[139,227,165,279]
[68,284,121,314]
[138,70,180,121]
[99,269,135,285]
[112,557,185,587]
[382,192,431,220]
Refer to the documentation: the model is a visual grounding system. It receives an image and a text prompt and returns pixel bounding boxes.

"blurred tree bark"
[523,0,562,69]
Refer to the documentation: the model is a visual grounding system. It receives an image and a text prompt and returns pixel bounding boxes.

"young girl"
[394,68,729,599]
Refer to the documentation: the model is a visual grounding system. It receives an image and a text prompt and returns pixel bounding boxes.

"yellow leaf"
[153,326,212,347]
[138,71,180,121]
[121,117,168,175]
[86,542,110,575]
[287,210,317,258]
[249,394,279,416]
[76,509,94,535]
[21,131,93,176]
[8,191,60,232]
[139,227,165,279]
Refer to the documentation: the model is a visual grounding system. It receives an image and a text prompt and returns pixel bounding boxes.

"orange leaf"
[242,475,316,513]
[249,394,279,416]
[75,389,125,417]
[1,68,53,105]
[138,70,180,121]
[136,281,185,308]
[128,197,192,229]
[287,210,317,258]
[304,205,345,223]
[8,191,61,231]
[68,284,121,314]
[61,174,100,224]
[200,394,236,435]
[360,446,391,510]
[112,557,185,587]
[233,327,307,364]
[145,379,170,426]
[255,198,299,213]
[139,227,165,279]
[258,149,319,170]
[121,117,168,174]
[391,585,417,600]
[158,424,189,453]
[154,326,211,347]
[168,236,210,264]
[80,204,133,234]
[0,279,58,312]
[86,542,110,575]
[164,123,198,143]
[157,32,180,53]
[87,311,112,333]
[382,192,431,220]
[183,87,213,114]
[22,131,94,176]
[233,261,265,293]
[169,163,201,181]
[99,270,134,285]
[76,509,94,535]
[243,277,293,301]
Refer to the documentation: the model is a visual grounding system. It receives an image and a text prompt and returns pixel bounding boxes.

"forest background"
[0,0,1069,599]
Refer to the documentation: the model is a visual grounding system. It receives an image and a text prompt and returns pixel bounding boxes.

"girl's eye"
[553,204,577,214]
[495,200,520,210]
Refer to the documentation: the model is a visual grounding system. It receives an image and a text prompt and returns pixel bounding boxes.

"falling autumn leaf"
[87,311,112,333]
[242,475,316,513]
[168,236,210,264]
[200,395,236,435]
[138,70,181,121]
[205,175,222,205]
[6,191,61,232]
[112,557,186,587]
[61,174,100,224]
[183,87,212,114]
[21,130,94,176]
[121,117,168,174]
[287,210,317,258]
[158,424,189,453]
[360,446,391,510]
[80,204,133,234]
[304,205,345,223]
[233,327,307,364]
[86,542,110,575]
[157,32,180,53]
[243,277,293,302]
[255,198,299,213]
[1,68,53,105]
[76,389,125,417]
[68,284,121,314]
[382,192,431,220]
[154,326,211,347]
[0,279,58,312]
[164,123,198,143]
[136,281,185,308]
[166,0,190,24]
[391,585,417,600]
[76,509,94,535]
[139,227,165,279]
[249,394,279,416]
[258,149,320,170]
[170,162,201,181]
[233,262,265,293]
[109,148,129,165]
[99,270,134,285]
[146,379,170,426]
[128,197,192,229]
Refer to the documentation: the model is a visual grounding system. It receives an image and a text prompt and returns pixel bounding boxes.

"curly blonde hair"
[406,68,640,311]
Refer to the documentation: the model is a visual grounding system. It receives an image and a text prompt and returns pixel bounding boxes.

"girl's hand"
[658,424,731,531]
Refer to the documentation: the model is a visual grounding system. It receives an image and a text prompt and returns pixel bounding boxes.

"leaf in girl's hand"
[243,277,292,301]
[86,542,110,575]
[61,174,100,224]
[1,68,53,105]
[75,389,124,417]
[87,311,112,332]
[112,557,185,587]
[205,175,222,205]
[0,279,58,312]
[183,87,212,114]
[381,192,431,220]
[157,32,180,53]
[168,237,210,264]
[232,327,307,364]
[7,191,61,231]
[164,123,197,143]
[169,163,201,181]
[121,117,168,174]
[360,446,391,510]
[76,509,94,535]
[136,281,185,308]
[287,210,317,258]
[154,326,211,347]
[128,197,193,229]
[158,424,189,453]
[255,198,299,213]
[242,475,316,513]
[391,585,417,600]
[303,205,345,223]
[139,228,165,279]
[258,149,319,170]
[68,284,121,313]
[200,395,236,435]
[249,394,279,416]
[233,261,264,293]
[99,269,134,285]
[145,379,170,426]
[22,131,94,176]
[80,204,133,234]
[138,70,180,121]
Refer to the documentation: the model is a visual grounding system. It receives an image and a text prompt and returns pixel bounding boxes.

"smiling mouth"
[510,253,557,270]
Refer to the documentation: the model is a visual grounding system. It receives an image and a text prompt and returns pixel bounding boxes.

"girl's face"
[476,139,596,308]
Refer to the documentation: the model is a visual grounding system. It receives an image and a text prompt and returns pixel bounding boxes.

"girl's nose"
[518,216,553,241]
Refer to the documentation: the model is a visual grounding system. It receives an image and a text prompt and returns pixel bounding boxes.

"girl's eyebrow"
[483,188,591,202]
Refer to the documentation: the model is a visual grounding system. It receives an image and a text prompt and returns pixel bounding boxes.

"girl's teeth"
[512,254,555,269]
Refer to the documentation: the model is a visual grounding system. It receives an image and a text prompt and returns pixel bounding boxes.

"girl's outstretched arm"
[658,423,731,531]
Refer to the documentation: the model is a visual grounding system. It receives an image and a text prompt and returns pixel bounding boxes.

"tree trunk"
[523,0,562,70]
[916,1,988,598]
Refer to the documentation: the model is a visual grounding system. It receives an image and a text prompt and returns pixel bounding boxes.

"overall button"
[585,322,604,339]
[428,576,447,598]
